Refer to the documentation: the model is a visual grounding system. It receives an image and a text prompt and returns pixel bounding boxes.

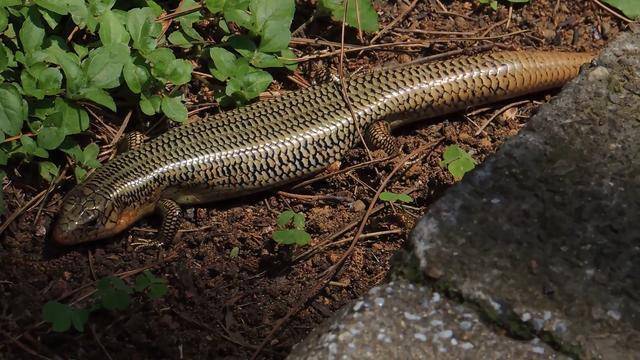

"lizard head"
[52,184,133,245]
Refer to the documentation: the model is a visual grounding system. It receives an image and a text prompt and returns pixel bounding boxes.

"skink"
[51,51,594,245]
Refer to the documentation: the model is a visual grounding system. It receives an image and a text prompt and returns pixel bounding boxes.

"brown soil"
[0,1,627,359]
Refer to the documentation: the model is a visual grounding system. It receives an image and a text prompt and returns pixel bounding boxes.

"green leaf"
[78,87,116,111]
[318,0,379,32]
[66,0,91,30]
[168,30,193,48]
[70,308,90,332]
[17,135,49,158]
[19,7,46,53]
[230,246,239,258]
[250,0,293,32]
[0,44,9,72]
[48,98,89,135]
[42,301,72,332]
[88,0,116,17]
[37,126,66,150]
[223,0,252,29]
[218,19,230,33]
[228,35,256,58]
[84,43,130,89]
[140,93,161,115]
[226,69,272,100]
[279,48,297,70]
[250,0,294,52]
[144,0,164,16]
[166,59,192,86]
[176,0,204,42]
[161,94,188,122]
[379,191,413,203]
[601,0,640,19]
[82,143,100,168]
[0,150,7,166]
[46,46,86,95]
[38,8,62,29]
[126,7,161,53]
[2,0,22,7]
[39,161,59,181]
[96,276,132,311]
[21,64,63,99]
[0,8,8,33]
[146,48,191,84]
[148,283,168,299]
[273,229,311,246]
[145,47,175,65]
[276,210,296,227]
[439,145,476,181]
[209,47,237,81]
[34,0,72,15]
[60,140,83,160]
[0,84,28,136]
[74,166,87,182]
[123,59,150,94]
[447,156,475,181]
[277,210,305,230]
[251,51,282,68]
[134,272,151,292]
[134,270,167,299]
[259,20,292,52]
[206,0,225,13]
[292,213,305,230]
[99,9,130,45]
[73,43,88,59]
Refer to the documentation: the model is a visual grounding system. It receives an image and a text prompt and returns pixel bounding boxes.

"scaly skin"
[52,51,594,245]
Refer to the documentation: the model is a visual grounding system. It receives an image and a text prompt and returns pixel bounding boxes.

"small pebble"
[531,346,545,354]
[404,312,421,321]
[414,333,427,342]
[460,342,474,350]
[351,200,366,212]
[607,310,621,321]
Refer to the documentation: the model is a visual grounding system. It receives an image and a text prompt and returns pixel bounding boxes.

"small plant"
[478,0,530,11]
[440,145,476,181]
[206,0,298,106]
[317,0,379,32]
[272,210,311,246]
[230,246,240,258]
[42,301,90,332]
[601,0,640,19]
[134,269,168,300]
[379,191,413,204]
[42,270,168,333]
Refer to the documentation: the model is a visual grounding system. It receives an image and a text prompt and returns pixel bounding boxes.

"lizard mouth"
[51,206,153,245]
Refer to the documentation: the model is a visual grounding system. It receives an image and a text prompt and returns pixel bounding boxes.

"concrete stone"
[410,27,640,359]
[288,281,564,359]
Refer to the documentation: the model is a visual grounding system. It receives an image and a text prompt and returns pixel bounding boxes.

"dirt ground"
[0,1,627,359]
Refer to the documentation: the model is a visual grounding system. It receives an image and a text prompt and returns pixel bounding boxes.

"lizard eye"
[86,217,99,227]
[81,213,100,228]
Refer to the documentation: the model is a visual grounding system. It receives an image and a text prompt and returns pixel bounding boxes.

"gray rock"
[288,281,563,359]
[410,27,640,358]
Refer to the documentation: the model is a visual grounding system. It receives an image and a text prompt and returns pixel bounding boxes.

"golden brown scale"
[52,51,595,246]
